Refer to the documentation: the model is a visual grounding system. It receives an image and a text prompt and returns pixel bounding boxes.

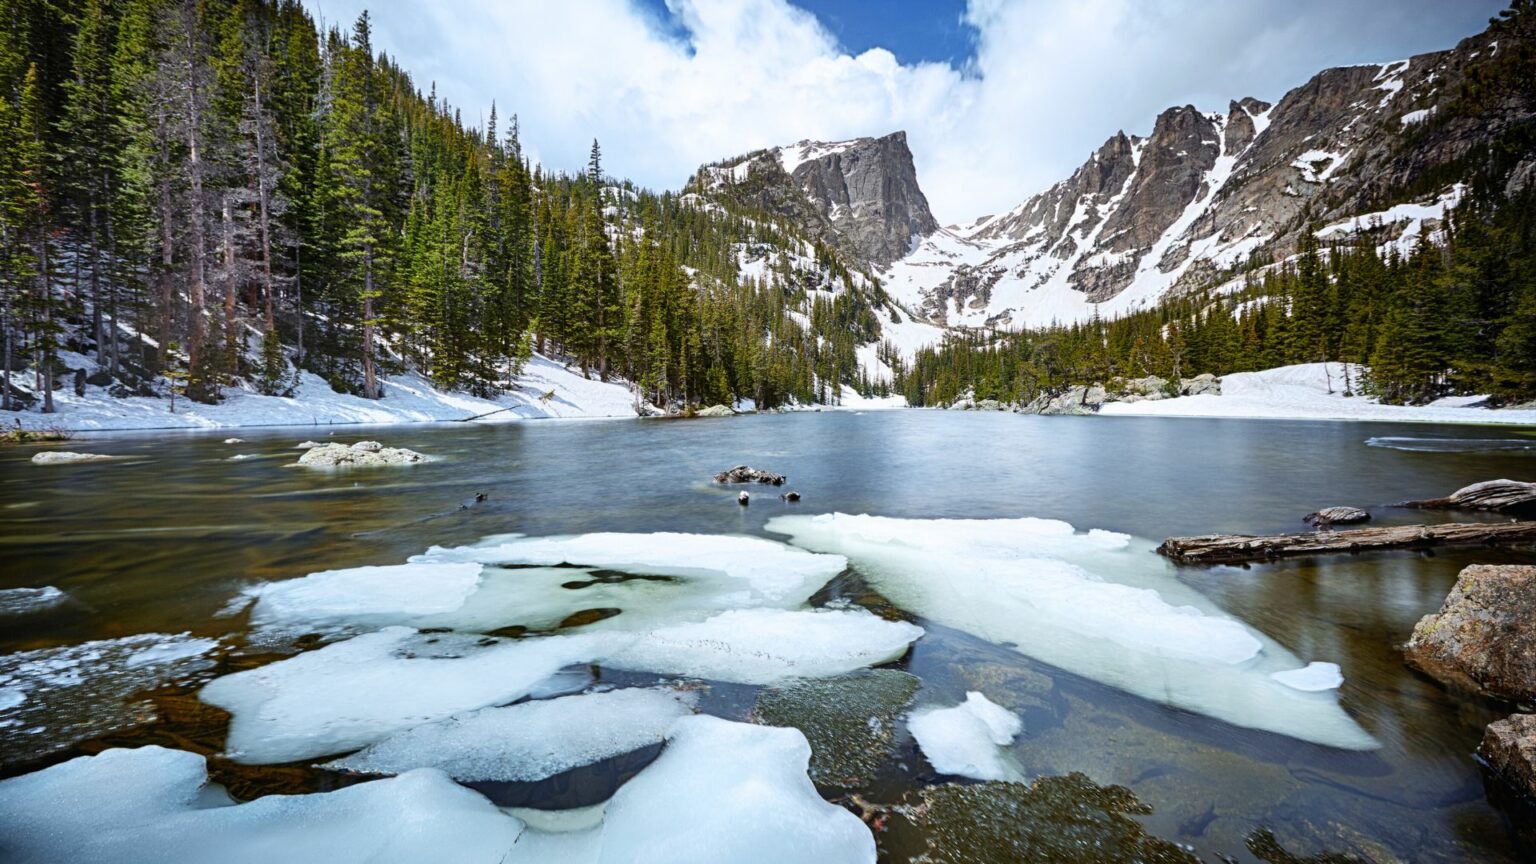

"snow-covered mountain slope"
[884,24,1534,329]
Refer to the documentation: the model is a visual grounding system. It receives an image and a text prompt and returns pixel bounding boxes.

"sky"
[301,0,1506,224]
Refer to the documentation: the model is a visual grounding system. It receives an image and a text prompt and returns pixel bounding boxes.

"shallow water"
[2,411,1534,862]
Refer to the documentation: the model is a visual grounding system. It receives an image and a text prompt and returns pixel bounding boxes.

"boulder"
[713,465,786,485]
[1404,564,1536,702]
[31,452,116,465]
[1304,506,1371,527]
[296,441,322,449]
[1113,376,1169,400]
[694,404,735,417]
[223,438,244,445]
[1179,373,1222,396]
[781,491,801,502]
[1481,714,1536,799]
[295,441,429,468]
[737,491,750,506]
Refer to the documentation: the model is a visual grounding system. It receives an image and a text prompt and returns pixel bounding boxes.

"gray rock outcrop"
[1481,714,1536,800]
[714,465,786,485]
[1404,564,1536,703]
[295,441,430,468]
[689,132,938,267]
[31,452,116,465]
[1303,507,1371,527]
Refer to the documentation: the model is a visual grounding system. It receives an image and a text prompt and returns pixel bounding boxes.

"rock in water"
[738,491,750,506]
[295,441,428,468]
[694,404,734,417]
[1304,506,1371,527]
[714,465,786,485]
[223,438,244,445]
[1481,714,1536,800]
[781,491,801,502]
[1404,564,1536,702]
[30,452,116,465]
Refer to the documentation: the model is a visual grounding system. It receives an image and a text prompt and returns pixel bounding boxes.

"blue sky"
[305,0,1507,222]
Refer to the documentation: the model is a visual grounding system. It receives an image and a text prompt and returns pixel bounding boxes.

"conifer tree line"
[897,170,1536,408]
[0,0,887,414]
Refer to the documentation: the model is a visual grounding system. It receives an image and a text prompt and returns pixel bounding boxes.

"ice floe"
[909,692,1024,781]
[1364,436,1536,453]
[0,585,66,615]
[327,688,696,781]
[416,532,848,609]
[201,626,617,764]
[767,514,1378,750]
[1270,661,1344,692]
[0,746,523,864]
[601,607,923,685]
[585,715,875,864]
[241,532,850,641]
[0,716,877,864]
[0,633,218,762]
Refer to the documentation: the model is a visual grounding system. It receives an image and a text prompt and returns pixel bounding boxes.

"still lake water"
[2,410,1534,862]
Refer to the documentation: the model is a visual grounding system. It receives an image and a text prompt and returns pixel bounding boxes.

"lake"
[2,411,1533,862]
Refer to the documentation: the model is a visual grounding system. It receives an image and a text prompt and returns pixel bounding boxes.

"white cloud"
[303,0,1502,225]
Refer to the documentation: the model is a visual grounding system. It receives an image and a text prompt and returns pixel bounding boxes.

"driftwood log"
[1158,521,1536,564]
[1403,479,1536,512]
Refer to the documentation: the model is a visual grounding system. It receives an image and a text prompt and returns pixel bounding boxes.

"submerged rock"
[714,465,786,485]
[223,438,244,445]
[1481,714,1536,800]
[1303,506,1371,528]
[295,440,322,449]
[752,669,919,787]
[295,441,429,468]
[30,451,116,465]
[1404,564,1536,702]
[900,774,1198,864]
[694,404,735,417]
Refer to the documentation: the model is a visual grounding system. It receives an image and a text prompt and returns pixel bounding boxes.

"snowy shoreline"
[1098,364,1536,427]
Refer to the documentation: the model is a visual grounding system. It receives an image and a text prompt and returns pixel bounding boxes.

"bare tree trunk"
[184,25,209,399]
[254,77,275,336]
[38,231,54,414]
[222,195,236,380]
[362,244,378,399]
[89,194,104,365]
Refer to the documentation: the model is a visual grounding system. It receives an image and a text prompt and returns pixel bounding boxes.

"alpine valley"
[3,1,1535,428]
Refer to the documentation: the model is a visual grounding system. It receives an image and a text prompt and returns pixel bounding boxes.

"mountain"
[686,131,939,267]
[881,21,1535,330]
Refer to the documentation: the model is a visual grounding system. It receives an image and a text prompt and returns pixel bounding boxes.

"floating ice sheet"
[242,532,850,640]
[1364,436,1536,453]
[0,746,524,864]
[326,688,696,781]
[415,532,848,609]
[201,627,617,764]
[589,715,875,864]
[767,514,1377,750]
[909,692,1024,781]
[0,633,218,763]
[602,607,923,685]
[1270,661,1343,692]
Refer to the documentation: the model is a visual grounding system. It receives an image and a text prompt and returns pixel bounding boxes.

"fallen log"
[1402,479,1536,512]
[1157,520,1536,565]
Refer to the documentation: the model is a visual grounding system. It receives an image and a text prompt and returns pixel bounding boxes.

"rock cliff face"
[688,131,938,267]
[882,21,1536,329]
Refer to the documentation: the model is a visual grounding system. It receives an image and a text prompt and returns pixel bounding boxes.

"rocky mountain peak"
[689,131,938,267]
